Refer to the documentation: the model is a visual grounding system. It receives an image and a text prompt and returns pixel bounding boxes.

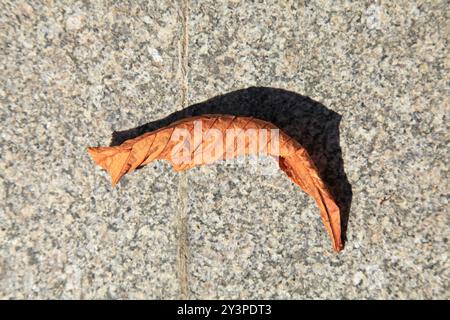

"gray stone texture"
[0,0,448,299]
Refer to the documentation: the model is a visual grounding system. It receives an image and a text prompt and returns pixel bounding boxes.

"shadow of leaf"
[110,87,353,246]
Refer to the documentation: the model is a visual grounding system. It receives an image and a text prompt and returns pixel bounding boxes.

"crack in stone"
[176,0,190,300]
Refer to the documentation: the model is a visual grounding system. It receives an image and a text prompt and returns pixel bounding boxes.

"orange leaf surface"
[87,115,343,252]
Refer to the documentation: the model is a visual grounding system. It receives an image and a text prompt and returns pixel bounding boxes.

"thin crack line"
[176,0,190,300]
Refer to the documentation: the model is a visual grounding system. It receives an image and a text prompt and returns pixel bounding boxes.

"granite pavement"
[0,0,448,299]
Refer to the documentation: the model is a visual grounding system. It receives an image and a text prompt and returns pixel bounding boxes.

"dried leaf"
[88,115,343,252]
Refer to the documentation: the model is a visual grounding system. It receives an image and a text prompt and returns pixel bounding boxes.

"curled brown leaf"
[88,115,343,252]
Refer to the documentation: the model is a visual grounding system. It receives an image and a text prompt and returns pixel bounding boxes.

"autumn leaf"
[88,115,343,252]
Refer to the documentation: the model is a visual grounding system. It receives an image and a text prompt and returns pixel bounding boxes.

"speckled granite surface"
[0,0,448,299]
